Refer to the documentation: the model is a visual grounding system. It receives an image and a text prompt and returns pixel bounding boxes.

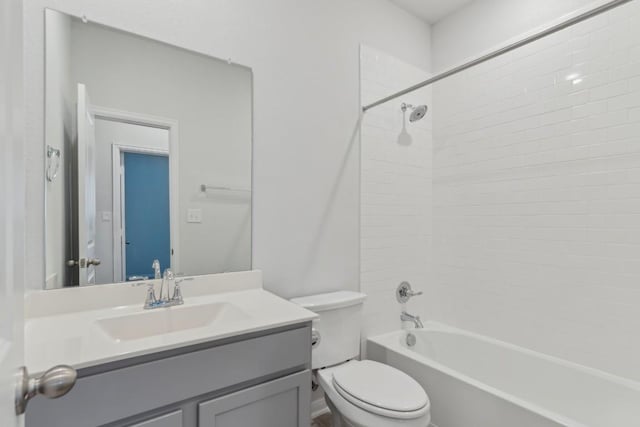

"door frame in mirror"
[111,144,170,282]
[92,106,180,282]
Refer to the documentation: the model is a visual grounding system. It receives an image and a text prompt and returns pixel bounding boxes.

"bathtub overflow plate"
[406,333,416,347]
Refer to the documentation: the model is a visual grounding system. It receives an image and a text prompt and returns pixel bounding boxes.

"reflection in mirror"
[44,9,252,289]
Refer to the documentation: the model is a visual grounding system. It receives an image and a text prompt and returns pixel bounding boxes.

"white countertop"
[25,271,316,375]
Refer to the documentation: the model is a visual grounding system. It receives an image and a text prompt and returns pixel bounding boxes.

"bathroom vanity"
[24,271,315,427]
[24,9,314,427]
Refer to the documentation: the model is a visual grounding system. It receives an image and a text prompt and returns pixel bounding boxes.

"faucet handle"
[171,283,184,305]
[396,281,423,303]
[172,277,193,304]
[144,283,158,309]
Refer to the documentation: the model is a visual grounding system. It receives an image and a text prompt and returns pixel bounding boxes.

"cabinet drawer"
[130,410,182,427]
[199,370,311,427]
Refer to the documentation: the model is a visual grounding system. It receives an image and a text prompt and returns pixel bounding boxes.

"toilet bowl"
[290,291,431,427]
[318,360,431,427]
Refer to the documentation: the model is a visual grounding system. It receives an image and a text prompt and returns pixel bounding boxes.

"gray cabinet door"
[130,410,182,427]
[199,370,310,427]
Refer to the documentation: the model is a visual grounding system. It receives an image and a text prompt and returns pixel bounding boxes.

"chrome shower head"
[409,105,428,122]
[401,103,428,122]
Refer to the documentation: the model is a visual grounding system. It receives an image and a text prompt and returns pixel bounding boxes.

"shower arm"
[362,0,635,113]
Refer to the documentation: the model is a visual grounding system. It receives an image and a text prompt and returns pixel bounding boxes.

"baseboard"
[311,397,329,419]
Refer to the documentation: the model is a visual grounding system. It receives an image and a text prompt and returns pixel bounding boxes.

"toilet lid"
[332,360,428,413]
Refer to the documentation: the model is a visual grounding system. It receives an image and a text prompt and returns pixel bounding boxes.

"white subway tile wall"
[360,45,432,345]
[432,1,640,381]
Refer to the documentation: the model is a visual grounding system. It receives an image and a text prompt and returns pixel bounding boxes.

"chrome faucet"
[159,268,174,302]
[152,259,161,280]
[401,311,424,328]
[144,269,193,309]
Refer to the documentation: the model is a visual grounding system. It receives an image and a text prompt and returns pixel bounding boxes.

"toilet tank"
[291,291,366,369]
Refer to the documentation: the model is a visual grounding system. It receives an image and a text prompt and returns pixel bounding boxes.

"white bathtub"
[367,322,640,427]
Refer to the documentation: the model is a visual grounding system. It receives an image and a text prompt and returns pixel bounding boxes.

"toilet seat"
[318,360,431,427]
[331,360,429,420]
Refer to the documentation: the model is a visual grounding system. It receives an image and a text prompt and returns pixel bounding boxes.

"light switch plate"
[187,208,203,223]
[101,211,112,222]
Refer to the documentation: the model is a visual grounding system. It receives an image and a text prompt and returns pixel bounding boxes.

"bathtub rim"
[367,321,640,427]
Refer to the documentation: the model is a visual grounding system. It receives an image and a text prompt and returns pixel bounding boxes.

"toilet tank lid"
[291,291,366,312]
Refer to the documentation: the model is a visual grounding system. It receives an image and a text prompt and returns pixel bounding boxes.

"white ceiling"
[389,0,476,24]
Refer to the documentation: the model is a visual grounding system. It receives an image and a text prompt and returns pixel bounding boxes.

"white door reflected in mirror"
[74,83,98,285]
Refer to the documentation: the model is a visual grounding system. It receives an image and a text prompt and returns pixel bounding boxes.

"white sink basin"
[96,302,250,341]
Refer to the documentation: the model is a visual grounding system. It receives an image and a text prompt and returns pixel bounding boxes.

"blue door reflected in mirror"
[124,152,170,281]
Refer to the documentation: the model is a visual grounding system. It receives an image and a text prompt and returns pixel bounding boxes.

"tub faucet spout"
[401,311,424,328]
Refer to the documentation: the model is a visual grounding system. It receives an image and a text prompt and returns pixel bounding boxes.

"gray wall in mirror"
[44,9,252,288]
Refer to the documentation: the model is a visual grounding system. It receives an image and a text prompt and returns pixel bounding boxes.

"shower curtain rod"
[362,0,635,112]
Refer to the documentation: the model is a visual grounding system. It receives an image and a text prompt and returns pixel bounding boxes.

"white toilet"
[291,291,431,427]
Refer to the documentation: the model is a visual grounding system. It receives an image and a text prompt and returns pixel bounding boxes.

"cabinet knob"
[15,365,77,415]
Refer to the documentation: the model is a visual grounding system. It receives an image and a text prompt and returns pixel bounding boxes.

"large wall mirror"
[44,9,252,288]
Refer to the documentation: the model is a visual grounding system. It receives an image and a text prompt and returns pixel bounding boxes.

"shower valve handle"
[396,281,423,303]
